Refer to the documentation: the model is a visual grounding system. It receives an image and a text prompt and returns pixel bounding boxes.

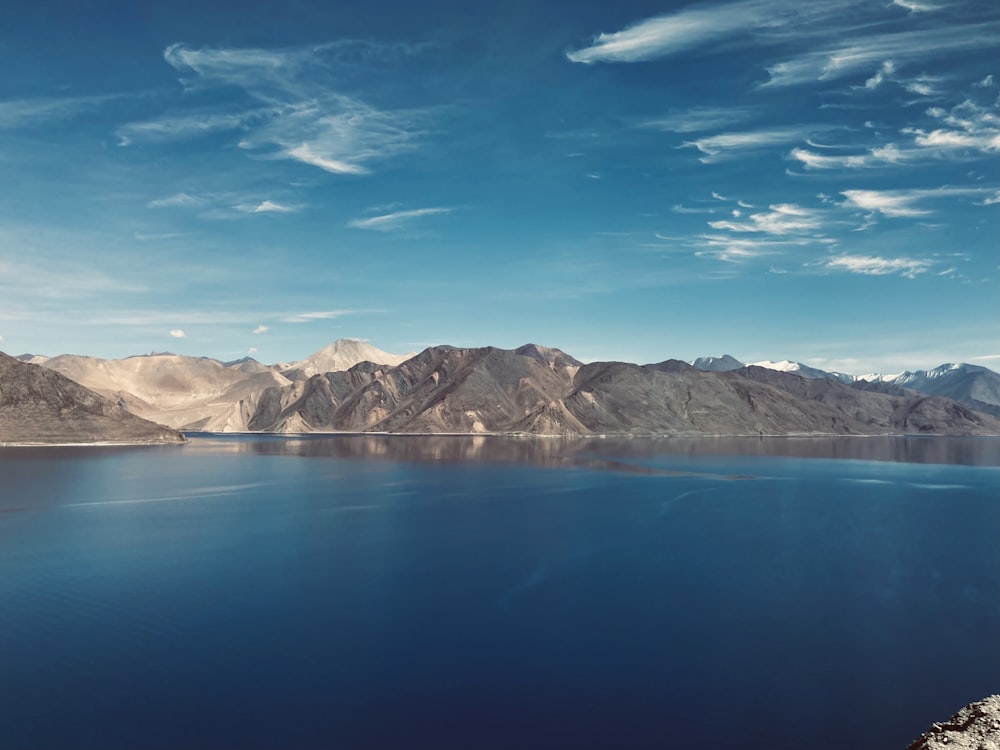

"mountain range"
[690,354,1000,417]
[0,352,184,445]
[4,340,997,441]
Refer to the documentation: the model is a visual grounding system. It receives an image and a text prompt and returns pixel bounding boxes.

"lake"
[1,435,997,749]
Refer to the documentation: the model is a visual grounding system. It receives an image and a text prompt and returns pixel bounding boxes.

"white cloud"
[903,75,941,97]
[864,61,896,90]
[671,204,715,214]
[0,93,124,129]
[119,43,429,176]
[118,110,262,146]
[974,75,995,88]
[841,187,990,217]
[708,203,825,234]
[235,200,298,214]
[694,233,829,263]
[638,106,755,133]
[763,24,996,87]
[253,325,268,334]
[567,6,749,64]
[248,347,258,354]
[906,99,1000,154]
[841,190,928,217]
[825,254,930,278]
[891,0,937,11]
[281,310,379,323]
[683,128,807,162]
[285,143,369,175]
[347,207,453,231]
[169,329,187,338]
[147,192,203,208]
[565,1,853,65]
[790,147,869,169]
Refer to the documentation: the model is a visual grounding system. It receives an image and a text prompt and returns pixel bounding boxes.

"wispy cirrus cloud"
[791,96,1000,172]
[682,128,811,162]
[147,192,204,208]
[347,207,453,232]
[694,234,825,263]
[891,0,938,12]
[708,203,825,234]
[0,93,125,128]
[565,1,855,65]
[280,310,382,323]
[825,254,930,278]
[638,106,756,134]
[117,110,266,146]
[118,42,430,176]
[762,24,997,88]
[841,187,991,217]
[147,190,300,218]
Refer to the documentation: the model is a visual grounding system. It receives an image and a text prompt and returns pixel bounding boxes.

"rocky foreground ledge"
[907,695,1000,750]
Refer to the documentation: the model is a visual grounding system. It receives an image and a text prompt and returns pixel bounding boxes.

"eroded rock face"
[907,695,1000,750]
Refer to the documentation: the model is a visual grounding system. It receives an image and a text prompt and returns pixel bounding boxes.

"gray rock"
[907,695,1000,750]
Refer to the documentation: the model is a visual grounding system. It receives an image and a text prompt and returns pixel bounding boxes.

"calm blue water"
[1,435,997,749]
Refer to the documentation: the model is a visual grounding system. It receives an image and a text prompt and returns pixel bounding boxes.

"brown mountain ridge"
[5,343,999,439]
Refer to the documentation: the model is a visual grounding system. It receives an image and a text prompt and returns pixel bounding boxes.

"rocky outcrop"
[907,695,1000,750]
[0,352,183,444]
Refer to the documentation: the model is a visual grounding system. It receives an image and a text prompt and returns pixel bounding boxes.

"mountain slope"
[0,352,183,444]
[283,339,413,378]
[690,354,744,372]
[250,345,581,434]
[735,366,999,435]
[878,364,1000,417]
[234,346,999,436]
[43,353,292,430]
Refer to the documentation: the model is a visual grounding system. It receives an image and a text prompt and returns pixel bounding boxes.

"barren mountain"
[43,352,292,431]
[234,346,999,436]
[867,363,1000,417]
[0,352,183,444]
[24,340,1000,437]
[735,366,1000,435]
[282,338,413,378]
[247,345,581,433]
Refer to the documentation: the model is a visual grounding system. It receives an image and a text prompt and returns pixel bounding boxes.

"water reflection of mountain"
[184,433,1000,468]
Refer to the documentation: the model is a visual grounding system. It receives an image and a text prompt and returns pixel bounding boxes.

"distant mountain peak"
[690,354,744,372]
[285,339,414,377]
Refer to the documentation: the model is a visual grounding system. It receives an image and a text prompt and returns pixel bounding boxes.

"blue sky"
[1,0,997,373]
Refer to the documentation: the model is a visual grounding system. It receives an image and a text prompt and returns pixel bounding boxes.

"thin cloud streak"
[347,207,453,231]
[280,310,384,323]
[0,93,127,128]
[638,106,756,134]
